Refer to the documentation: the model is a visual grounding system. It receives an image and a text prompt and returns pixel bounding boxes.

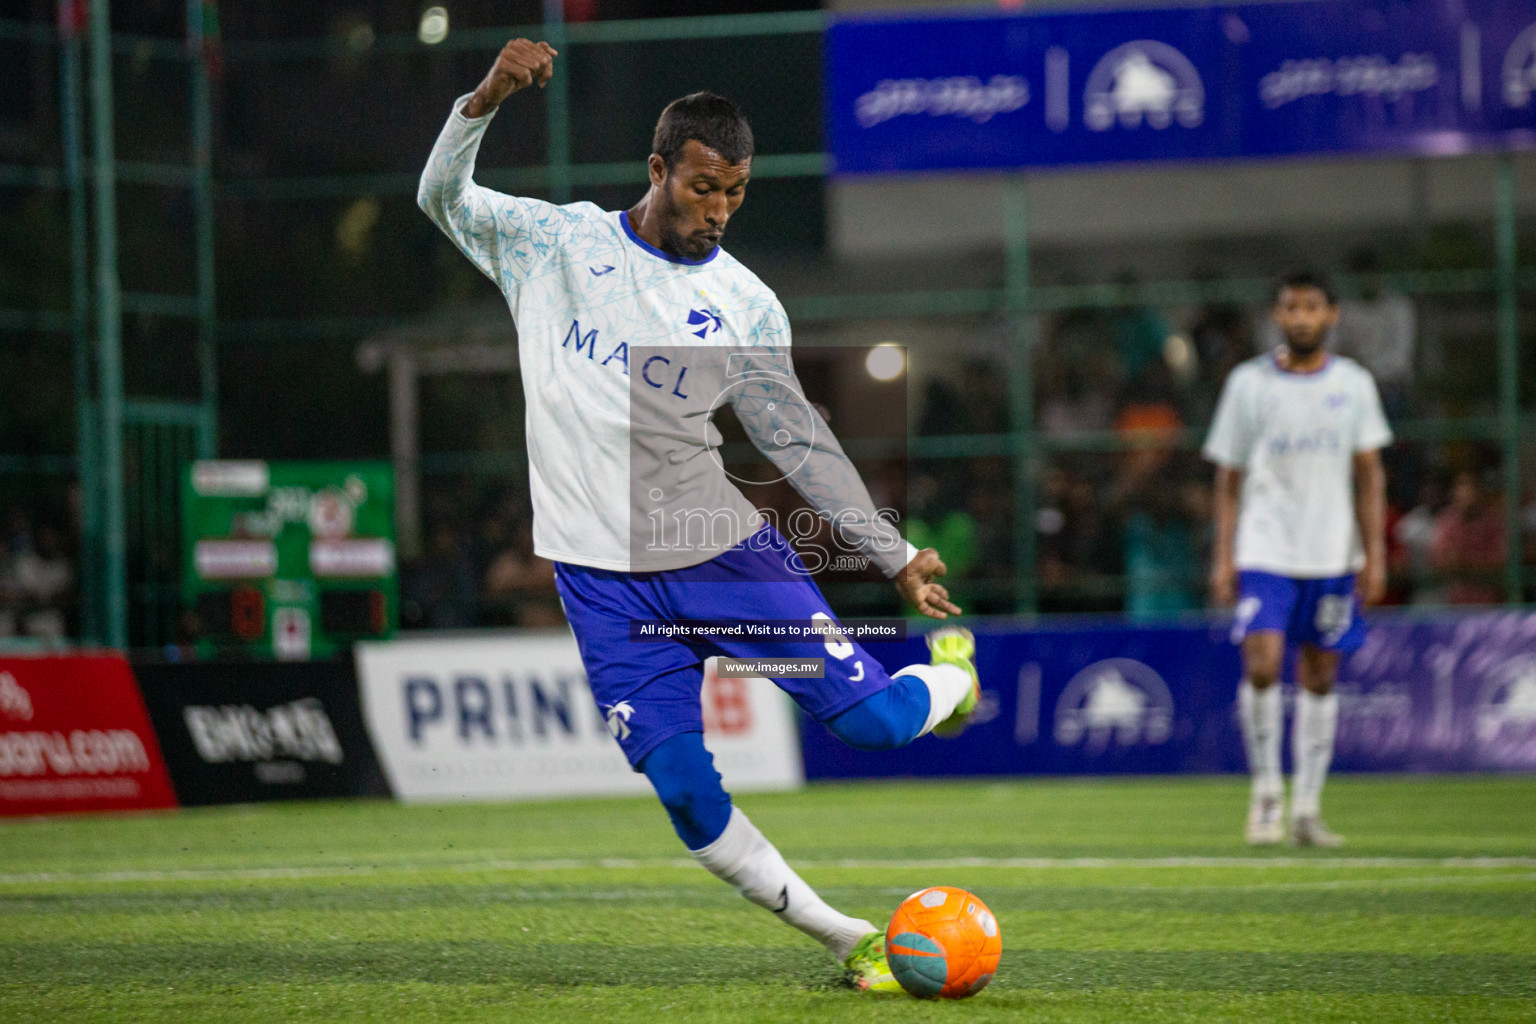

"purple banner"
[801,611,1536,778]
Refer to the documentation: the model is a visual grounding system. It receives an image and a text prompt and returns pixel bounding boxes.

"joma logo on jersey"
[562,320,691,398]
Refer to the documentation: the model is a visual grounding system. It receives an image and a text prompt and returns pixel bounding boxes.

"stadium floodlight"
[865,343,905,382]
[418,7,449,46]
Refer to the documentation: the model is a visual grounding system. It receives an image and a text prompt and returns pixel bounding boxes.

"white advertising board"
[355,632,802,803]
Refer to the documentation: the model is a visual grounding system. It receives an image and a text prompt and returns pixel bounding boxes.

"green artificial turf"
[1,775,1533,1022]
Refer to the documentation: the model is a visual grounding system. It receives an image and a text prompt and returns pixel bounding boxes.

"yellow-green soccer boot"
[927,626,980,738]
[844,931,903,993]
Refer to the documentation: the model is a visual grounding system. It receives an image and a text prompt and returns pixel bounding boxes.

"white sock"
[1237,680,1283,801]
[898,663,975,736]
[690,807,875,960]
[1292,689,1339,818]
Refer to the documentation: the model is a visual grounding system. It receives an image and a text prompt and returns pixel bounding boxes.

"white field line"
[1209,870,1536,891]
[817,856,1536,870]
[1,856,1535,887]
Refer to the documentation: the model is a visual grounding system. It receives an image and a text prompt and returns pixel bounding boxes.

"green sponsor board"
[181,461,398,660]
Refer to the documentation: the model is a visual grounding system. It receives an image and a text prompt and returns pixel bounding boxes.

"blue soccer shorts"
[1231,570,1366,651]
[554,524,896,768]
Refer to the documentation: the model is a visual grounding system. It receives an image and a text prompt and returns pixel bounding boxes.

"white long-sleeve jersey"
[418,97,909,575]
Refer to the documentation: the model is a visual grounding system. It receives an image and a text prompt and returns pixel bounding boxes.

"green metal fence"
[0,4,1531,647]
[2,1,216,648]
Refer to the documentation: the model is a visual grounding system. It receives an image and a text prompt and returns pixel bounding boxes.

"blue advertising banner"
[802,611,1536,779]
[825,0,1536,174]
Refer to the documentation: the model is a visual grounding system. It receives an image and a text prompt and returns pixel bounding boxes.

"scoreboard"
[182,461,398,660]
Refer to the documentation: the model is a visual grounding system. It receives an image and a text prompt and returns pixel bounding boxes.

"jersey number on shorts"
[812,611,863,680]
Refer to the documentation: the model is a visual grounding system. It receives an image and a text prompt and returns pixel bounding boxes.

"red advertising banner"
[0,655,179,816]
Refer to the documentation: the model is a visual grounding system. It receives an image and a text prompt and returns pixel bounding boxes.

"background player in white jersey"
[1204,271,1392,847]
[418,40,983,991]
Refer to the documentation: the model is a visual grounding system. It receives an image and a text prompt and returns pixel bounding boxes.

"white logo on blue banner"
[1476,654,1536,744]
[1084,40,1204,131]
[1054,658,1175,750]
[1505,22,1536,108]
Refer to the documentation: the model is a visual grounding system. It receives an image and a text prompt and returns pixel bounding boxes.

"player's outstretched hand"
[463,39,558,117]
[896,548,962,620]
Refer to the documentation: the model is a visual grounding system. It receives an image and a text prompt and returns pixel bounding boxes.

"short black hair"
[1272,269,1338,305]
[651,92,754,170]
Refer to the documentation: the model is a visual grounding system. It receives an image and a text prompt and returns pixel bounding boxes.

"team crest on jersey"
[687,308,724,339]
[603,701,635,741]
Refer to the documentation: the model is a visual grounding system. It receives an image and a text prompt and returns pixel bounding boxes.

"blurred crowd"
[0,509,74,645]
[401,482,563,630]
[906,258,1536,617]
[5,258,1535,644]
[398,258,1534,626]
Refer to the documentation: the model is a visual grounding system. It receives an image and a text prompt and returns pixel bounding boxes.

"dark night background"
[0,0,826,465]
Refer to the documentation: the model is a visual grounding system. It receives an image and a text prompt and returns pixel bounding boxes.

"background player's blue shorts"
[1232,570,1366,651]
[554,524,895,768]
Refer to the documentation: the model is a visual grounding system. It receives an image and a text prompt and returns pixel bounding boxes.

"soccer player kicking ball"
[418,40,982,991]
[1204,271,1391,847]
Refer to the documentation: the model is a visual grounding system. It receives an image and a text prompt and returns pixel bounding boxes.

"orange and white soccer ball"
[885,886,1001,999]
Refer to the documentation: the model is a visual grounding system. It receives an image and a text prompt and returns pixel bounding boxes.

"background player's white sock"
[1291,690,1339,817]
[1238,680,1283,800]
[898,663,975,737]
[690,807,875,960]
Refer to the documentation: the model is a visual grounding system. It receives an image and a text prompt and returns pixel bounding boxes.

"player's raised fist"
[463,39,557,117]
